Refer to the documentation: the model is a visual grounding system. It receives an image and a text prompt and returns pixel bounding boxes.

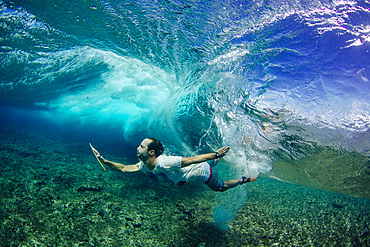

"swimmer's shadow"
[175,222,229,247]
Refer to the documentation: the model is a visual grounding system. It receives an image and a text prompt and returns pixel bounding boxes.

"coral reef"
[0,127,369,246]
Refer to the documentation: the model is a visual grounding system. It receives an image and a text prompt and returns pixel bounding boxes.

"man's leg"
[220,175,259,192]
[205,170,259,192]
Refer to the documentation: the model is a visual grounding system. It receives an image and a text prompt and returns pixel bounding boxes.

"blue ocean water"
[1,0,370,233]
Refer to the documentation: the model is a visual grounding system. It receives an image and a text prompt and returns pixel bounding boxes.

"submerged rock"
[77,186,104,192]
[331,203,344,209]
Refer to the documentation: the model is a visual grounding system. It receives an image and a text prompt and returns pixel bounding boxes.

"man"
[92,138,258,192]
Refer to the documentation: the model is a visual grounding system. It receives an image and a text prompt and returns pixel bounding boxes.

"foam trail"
[213,185,247,230]
[211,146,266,229]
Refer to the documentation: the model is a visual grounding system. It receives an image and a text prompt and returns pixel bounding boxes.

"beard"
[137,151,148,161]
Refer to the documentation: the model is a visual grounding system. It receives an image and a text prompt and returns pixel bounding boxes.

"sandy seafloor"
[0,125,369,247]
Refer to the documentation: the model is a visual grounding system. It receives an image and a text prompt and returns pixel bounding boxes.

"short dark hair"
[147,138,164,157]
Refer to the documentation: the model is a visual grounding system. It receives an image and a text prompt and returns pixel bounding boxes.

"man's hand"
[91,145,105,162]
[89,143,107,172]
[215,146,230,158]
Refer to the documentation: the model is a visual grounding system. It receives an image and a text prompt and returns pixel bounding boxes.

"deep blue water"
[1,0,370,230]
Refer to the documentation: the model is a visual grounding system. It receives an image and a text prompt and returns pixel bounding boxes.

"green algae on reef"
[0,128,369,246]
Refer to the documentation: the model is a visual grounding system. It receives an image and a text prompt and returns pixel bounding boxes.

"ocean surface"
[1,0,370,246]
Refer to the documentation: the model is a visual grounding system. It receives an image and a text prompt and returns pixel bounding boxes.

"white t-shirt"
[137,155,210,186]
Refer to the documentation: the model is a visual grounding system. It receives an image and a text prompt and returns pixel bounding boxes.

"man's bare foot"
[241,173,259,184]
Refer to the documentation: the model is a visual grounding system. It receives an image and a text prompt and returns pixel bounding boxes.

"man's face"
[137,138,152,160]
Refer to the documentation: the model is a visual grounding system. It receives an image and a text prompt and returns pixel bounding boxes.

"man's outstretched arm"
[181,146,230,167]
[100,157,140,173]
[90,143,140,173]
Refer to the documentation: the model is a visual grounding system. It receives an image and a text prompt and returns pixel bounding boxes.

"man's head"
[137,138,164,161]
[147,138,164,157]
